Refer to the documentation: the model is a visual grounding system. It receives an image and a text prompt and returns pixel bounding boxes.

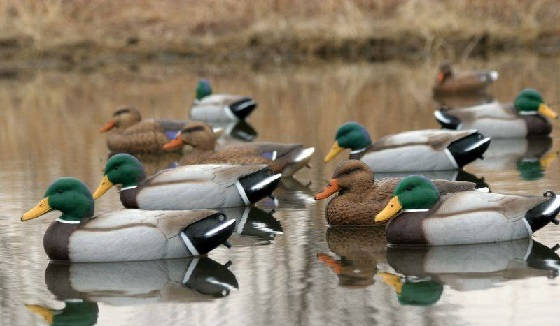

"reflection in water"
[223,206,283,246]
[3,55,560,326]
[43,257,237,304]
[433,93,495,109]
[317,226,386,288]
[381,239,560,306]
[470,137,556,180]
[26,301,99,326]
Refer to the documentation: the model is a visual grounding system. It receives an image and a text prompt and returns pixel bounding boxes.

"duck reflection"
[40,257,238,305]
[379,239,560,306]
[213,120,258,144]
[26,301,98,326]
[317,226,386,288]
[470,137,556,180]
[375,169,489,191]
[221,206,283,246]
[433,93,495,109]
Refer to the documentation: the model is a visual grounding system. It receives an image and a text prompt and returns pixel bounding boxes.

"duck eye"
[57,189,64,194]
[406,186,413,191]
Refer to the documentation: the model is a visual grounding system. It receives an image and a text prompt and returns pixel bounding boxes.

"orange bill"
[437,72,444,83]
[99,119,116,132]
[163,136,184,150]
[314,179,340,200]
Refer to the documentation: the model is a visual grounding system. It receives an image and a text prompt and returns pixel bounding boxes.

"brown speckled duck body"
[101,107,188,154]
[315,160,476,225]
[164,121,314,176]
[433,63,498,95]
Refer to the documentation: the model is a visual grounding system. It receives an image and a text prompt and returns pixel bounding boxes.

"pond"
[1,54,560,326]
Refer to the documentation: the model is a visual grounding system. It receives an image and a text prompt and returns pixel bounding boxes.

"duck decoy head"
[93,154,146,200]
[315,160,373,200]
[163,121,217,151]
[514,88,558,119]
[325,122,372,163]
[196,79,212,100]
[100,107,141,132]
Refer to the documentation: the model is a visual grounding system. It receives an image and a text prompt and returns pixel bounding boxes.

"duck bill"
[324,141,344,163]
[163,136,183,150]
[314,179,340,200]
[317,253,342,274]
[539,103,558,119]
[436,72,444,84]
[378,272,403,294]
[22,198,51,222]
[92,175,114,199]
[374,196,402,223]
[540,151,557,169]
[25,304,53,324]
[99,119,116,132]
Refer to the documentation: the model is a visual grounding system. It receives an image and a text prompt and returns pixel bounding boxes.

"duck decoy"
[189,80,257,121]
[433,62,498,94]
[163,121,314,177]
[92,153,281,210]
[324,122,490,172]
[315,160,477,225]
[374,175,560,245]
[434,89,558,138]
[99,107,189,153]
[21,177,235,262]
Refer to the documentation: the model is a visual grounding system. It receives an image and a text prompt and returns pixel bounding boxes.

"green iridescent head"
[92,154,146,200]
[196,80,212,100]
[398,280,443,306]
[375,176,439,223]
[324,122,372,162]
[22,178,94,222]
[514,88,557,119]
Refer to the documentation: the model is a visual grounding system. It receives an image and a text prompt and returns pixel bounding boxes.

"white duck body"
[358,129,488,172]
[56,209,232,262]
[439,102,528,138]
[190,94,256,121]
[387,191,549,246]
[130,164,280,210]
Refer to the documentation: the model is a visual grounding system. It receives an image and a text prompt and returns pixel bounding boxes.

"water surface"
[1,54,560,326]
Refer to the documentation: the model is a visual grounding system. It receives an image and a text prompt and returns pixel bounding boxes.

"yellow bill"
[25,304,53,324]
[540,151,557,169]
[324,141,344,163]
[374,196,402,223]
[539,103,558,119]
[378,272,403,294]
[22,198,51,222]
[92,175,114,199]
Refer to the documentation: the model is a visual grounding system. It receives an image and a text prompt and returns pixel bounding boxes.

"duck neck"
[349,145,371,160]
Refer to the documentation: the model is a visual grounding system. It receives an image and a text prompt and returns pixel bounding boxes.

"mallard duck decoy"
[315,160,476,225]
[374,175,560,245]
[433,62,498,94]
[163,121,314,177]
[21,177,235,262]
[92,153,281,209]
[190,80,257,121]
[324,122,490,172]
[434,89,558,138]
[100,107,188,153]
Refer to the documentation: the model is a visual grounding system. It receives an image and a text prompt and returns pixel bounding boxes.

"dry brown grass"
[1,0,560,63]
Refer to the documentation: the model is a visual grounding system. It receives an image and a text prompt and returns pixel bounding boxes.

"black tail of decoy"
[181,213,236,256]
[238,167,282,203]
[525,191,560,233]
[434,107,461,129]
[447,132,491,168]
[230,97,257,120]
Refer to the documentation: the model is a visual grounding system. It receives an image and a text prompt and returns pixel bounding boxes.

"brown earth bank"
[2,0,560,69]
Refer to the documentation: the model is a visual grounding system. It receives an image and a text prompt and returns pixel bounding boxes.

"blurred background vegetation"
[2,0,560,67]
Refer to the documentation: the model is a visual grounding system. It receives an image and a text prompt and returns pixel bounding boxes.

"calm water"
[2,54,560,326]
